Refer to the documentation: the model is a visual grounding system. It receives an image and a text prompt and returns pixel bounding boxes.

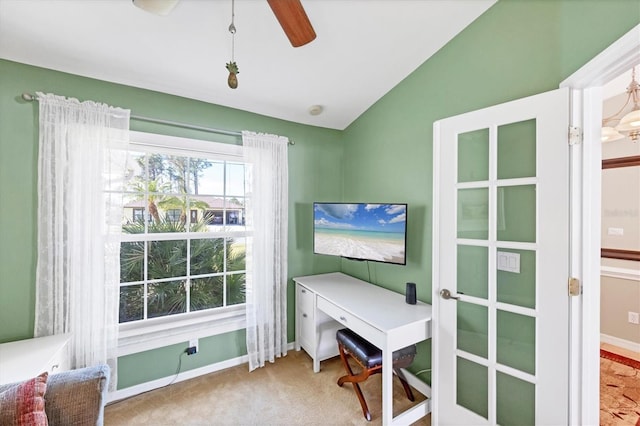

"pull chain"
[225,0,239,89]
[229,0,236,62]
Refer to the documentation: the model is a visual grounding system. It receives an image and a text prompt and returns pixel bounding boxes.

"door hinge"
[568,277,581,296]
[568,126,582,145]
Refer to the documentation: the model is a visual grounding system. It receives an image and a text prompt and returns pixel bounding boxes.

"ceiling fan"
[132,0,316,47]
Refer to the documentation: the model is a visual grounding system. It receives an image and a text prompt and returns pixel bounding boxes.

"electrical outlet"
[628,312,640,325]
[189,338,199,353]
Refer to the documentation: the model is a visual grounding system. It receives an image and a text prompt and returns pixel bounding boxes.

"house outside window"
[114,132,247,354]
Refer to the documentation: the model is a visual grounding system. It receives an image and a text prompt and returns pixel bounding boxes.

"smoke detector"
[308,105,323,116]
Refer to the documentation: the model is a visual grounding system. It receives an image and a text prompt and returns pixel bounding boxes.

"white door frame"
[560,23,640,426]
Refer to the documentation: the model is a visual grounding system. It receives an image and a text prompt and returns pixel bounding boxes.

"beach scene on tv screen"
[314,203,406,264]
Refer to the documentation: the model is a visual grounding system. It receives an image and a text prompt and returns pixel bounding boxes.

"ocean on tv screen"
[313,203,406,264]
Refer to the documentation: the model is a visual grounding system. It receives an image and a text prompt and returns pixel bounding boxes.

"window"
[114,133,247,339]
[165,209,181,222]
[132,208,144,222]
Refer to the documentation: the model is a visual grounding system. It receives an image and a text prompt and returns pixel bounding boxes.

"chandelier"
[601,66,640,142]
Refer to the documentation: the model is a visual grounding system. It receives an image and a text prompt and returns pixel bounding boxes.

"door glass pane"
[457,357,488,420]
[497,119,536,179]
[497,310,535,374]
[458,188,489,240]
[497,248,536,309]
[457,245,488,299]
[497,372,535,426]
[457,301,488,359]
[497,185,536,242]
[458,128,489,183]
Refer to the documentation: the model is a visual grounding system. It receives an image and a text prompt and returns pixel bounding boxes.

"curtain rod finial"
[22,93,35,102]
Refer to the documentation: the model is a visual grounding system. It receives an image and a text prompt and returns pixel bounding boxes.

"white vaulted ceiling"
[0,0,496,130]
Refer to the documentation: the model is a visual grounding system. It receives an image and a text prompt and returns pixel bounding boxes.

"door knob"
[440,289,460,300]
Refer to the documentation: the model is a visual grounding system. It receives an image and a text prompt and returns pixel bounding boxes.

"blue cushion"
[336,328,416,369]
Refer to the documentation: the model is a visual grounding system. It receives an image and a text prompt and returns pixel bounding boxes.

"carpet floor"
[107,347,639,425]
[105,350,430,426]
[600,349,640,426]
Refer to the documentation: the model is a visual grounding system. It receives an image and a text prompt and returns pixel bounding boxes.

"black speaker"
[405,282,417,304]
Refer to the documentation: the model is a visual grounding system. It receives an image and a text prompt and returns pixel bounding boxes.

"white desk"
[293,272,432,426]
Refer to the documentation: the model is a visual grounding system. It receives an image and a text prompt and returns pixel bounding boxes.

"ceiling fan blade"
[266,0,316,48]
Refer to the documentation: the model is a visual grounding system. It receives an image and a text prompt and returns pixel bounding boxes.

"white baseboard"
[601,333,640,353]
[107,354,249,403]
[399,368,431,398]
[108,342,296,404]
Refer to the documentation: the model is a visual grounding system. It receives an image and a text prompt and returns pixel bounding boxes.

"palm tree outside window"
[116,148,247,324]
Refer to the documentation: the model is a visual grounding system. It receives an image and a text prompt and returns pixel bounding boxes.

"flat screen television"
[313,203,407,265]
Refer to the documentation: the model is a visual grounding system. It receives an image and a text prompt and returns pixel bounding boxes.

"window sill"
[117,305,246,357]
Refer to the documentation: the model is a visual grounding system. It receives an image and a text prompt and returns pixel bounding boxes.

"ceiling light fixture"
[225,0,239,89]
[602,66,640,142]
[131,0,179,16]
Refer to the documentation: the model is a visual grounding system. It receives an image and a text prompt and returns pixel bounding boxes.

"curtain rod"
[21,92,294,145]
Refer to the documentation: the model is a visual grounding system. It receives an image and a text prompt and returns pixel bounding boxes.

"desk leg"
[382,347,393,425]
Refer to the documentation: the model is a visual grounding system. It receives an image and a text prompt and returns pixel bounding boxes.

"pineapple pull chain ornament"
[226,0,239,89]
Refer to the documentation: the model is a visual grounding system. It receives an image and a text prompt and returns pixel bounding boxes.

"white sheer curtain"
[242,131,289,371]
[34,92,130,390]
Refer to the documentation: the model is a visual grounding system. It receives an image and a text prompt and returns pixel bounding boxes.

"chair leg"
[394,368,415,402]
[337,343,355,386]
[337,343,373,421]
[352,381,372,421]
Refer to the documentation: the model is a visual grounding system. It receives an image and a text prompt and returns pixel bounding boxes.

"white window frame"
[118,131,247,356]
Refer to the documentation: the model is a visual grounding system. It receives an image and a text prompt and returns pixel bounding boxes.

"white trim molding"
[601,334,640,353]
[560,23,640,426]
[561,25,640,90]
[109,342,296,403]
[601,266,640,282]
[108,353,249,403]
[118,306,246,356]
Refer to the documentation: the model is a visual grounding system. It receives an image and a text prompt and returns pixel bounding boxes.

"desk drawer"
[317,296,382,347]
[296,284,315,350]
[297,284,313,313]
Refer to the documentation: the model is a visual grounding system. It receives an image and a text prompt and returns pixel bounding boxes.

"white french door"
[432,88,570,425]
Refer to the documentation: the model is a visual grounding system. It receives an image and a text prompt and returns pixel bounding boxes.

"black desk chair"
[336,328,416,421]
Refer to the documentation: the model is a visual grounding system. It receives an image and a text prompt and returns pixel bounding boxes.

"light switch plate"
[497,251,520,273]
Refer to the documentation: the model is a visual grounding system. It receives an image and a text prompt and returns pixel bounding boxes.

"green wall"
[339,0,639,379]
[0,59,343,387]
[342,0,639,290]
[1,0,638,391]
